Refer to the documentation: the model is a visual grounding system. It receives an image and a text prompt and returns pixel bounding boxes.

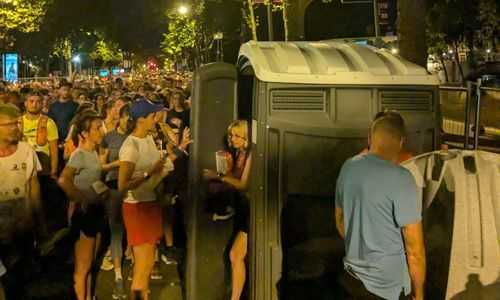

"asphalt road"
[96,260,183,300]
[440,89,500,130]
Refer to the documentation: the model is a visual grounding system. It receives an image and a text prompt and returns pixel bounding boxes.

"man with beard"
[0,103,43,299]
[21,92,59,178]
[48,82,79,144]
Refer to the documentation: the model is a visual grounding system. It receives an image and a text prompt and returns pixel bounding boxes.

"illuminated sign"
[2,53,19,83]
[99,69,109,77]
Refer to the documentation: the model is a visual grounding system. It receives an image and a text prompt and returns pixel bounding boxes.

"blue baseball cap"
[130,98,164,120]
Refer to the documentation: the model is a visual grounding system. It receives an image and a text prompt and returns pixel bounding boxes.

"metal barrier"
[439,81,500,151]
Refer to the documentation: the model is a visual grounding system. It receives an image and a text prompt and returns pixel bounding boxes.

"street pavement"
[96,260,183,300]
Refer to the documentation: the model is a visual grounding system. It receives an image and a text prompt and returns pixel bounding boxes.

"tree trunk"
[282,0,289,41]
[397,0,427,67]
[453,41,465,86]
[439,55,449,83]
[247,0,258,41]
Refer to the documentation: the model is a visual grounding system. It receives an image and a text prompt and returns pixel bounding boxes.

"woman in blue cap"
[118,99,190,300]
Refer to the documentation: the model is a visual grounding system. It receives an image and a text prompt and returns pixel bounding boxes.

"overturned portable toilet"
[187,41,441,300]
[403,150,500,300]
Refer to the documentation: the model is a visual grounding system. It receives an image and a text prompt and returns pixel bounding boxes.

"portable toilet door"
[186,62,238,300]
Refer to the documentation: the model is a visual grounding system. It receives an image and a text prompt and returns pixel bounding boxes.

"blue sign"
[99,69,109,77]
[111,67,120,76]
[2,53,19,83]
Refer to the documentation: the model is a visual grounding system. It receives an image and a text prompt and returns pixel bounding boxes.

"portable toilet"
[186,41,441,300]
[403,150,500,300]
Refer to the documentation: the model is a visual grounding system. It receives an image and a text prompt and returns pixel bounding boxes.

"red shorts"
[122,201,163,246]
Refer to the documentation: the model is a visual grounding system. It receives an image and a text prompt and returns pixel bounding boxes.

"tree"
[478,0,499,50]
[426,0,498,84]
[161,2,213,69]
[245,0,258,40]
[90,38,123,67]
[397,0,428,67]
[0,0,51,49]
[427,30,450,82]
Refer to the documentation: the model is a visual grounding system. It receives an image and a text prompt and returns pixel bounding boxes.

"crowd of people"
[0,71,426,300]
[0,74,252,300]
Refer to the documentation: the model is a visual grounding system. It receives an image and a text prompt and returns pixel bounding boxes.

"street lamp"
[72,55,81,74]
[178,5,189,15]
[178,5,188,15]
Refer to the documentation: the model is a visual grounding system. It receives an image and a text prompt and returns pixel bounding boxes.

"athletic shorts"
[122,201,163,246]
[71,203,106,238]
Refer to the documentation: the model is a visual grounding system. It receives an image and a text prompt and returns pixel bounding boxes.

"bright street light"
[178,5,189,15]
[391,48,399,55]
[72,55,81,63]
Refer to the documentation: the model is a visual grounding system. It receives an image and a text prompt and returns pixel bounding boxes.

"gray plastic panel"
[403,150,500,300]
[255,83,440,300]
[186,62,237,300]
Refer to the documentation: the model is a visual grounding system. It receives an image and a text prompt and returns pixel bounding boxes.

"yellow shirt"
[22,115,59,156]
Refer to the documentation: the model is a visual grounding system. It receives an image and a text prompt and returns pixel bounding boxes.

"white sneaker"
[212,206,235,221]
[161,254,178,265]
[100,255,114,271]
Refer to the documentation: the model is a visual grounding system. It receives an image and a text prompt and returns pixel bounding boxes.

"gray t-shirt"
[67,148,102,201]
[335,153,421,300]
[102,130,127,182]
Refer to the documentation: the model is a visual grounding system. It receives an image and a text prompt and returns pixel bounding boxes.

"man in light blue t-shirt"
[335,114,426,300]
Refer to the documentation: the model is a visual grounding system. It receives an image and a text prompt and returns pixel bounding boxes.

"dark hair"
[20,86,32,95]
[71,111,101,146]
[126,117,137,135]
[60,82,72,89]
[171,89,186,103]
[24,91,44,101]
[119,103,131,119]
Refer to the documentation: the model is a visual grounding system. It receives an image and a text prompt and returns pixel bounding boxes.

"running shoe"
[212,206,235,221]
[150,263,163,280]
[112,279,126,299]
[160,246,179,265]
[100,255,114,271]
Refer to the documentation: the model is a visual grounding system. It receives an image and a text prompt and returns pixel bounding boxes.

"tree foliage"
[90,37,123,67]
[0,0,51,49]
[0,0,49,32]
[426,0,499,83]
[161,2,212,69]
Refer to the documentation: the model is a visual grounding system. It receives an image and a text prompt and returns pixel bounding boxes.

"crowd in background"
[0,73,194,300]
[0,72,252,300]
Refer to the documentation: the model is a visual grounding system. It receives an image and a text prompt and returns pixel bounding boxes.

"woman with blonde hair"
[203,119,252,300]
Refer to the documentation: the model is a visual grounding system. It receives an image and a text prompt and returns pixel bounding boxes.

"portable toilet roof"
[238,41,440,86]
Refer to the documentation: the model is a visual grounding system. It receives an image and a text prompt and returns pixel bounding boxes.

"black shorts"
[234,196,249,234]
[339,269,410,300]
[71,203,106,238]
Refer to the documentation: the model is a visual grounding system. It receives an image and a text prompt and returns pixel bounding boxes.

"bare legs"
[230,231,248,300]
[73,232,100,300]
[163,205,174,248]
[130,243,156,300]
